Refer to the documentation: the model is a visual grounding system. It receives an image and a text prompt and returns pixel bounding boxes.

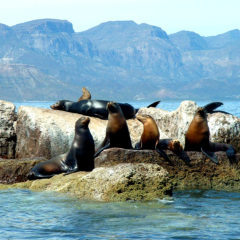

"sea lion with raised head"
[78,87,91,101]
[184,107,236,164]
[94,102,132,157]
[27,116,95,179]
[135,114,190,165]
[50,99,160,120]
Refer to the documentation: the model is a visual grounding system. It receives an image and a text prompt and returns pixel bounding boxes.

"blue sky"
[0,0,239,36]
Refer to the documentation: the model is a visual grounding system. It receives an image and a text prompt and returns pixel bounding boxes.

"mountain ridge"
[0,19,239,101]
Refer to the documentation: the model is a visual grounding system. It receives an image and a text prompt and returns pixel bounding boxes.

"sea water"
[1,189,240,239]
[2,100,239,239]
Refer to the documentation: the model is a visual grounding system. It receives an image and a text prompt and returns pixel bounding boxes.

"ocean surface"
[1,189,240,239]
[0,100,238,239]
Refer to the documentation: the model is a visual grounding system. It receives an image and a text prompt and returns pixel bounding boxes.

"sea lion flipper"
[134,142,141,150]
[78,87,91,101]
[156,148,172,165]
[147,101,161,108]
[177,151,191,166]
[94,143,111,158]
[64,168,78,176]
[27,172,56,180]
[203,102,223,113]
[201,147,219,164]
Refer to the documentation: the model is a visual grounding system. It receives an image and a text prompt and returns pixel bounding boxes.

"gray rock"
[0,100,16,158]
[138,101,240,151]
[15,106,108,159]
[11,100,240,159]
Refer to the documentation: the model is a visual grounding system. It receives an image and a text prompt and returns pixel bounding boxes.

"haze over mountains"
[0,19,239,101]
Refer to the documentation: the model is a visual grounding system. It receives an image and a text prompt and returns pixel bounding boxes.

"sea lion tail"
[203,102,223,113]
[147,100,161,108]
[135,101,161,114]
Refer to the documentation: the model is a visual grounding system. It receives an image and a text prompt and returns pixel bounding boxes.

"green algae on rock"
[0,163,172,202]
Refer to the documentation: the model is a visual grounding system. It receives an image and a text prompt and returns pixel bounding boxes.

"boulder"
[15,106,141,159]
[0,162,172,202]
[95,148,240,192]
[138,101,240,151]
[15,106,108,159]
[0,157,46,184]
[1,148,240,201]
[13,101,240,159]
[0,100,16,158]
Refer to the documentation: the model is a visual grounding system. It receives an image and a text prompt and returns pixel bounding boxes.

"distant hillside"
[0,19,240,101]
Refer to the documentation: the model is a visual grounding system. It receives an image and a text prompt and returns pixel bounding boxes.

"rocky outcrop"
[1,148,240,201]
[0,157,46,184]
[0,100,16,158]
[0,161,172,202]
[138,101,240,151]
[95,148,240,191]
[1,100,240,159]
[15,106,141,159]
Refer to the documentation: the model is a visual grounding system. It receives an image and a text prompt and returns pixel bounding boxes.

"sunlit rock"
[0,100,16,158]
[138,101,240,151]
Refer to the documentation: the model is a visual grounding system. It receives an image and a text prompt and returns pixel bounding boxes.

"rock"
[138,101,240,151]
[0,157,46,184]
[95,148,240,192]
[14,101,240,159]
[208,112,240,151]
[1,148,240,201]
[0,162,171,202]
[0,100,17,158]
[15,106,107,159]
[15,106,141,159]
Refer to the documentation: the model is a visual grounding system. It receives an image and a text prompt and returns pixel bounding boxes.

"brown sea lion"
[135,114,190,164]
[184,107,236,164]
[27,116,95,179]
[78,87,91,101]
[94,102,132,157]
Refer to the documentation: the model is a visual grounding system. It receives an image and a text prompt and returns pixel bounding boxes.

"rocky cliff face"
[0,19,240,101]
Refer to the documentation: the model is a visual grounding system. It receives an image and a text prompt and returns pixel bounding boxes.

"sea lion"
[27,116,95,179]
[50,99,160,120]
[184,107,236,164]
[135,114,190,165]
[78,87,91,101]
[94,102,132,157]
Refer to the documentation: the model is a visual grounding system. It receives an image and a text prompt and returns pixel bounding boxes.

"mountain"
[0,19,239,101]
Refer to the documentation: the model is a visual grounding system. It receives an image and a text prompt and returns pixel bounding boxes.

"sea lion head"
[169,139,183,154]
[195,107,207,118]
[136,114,154,124]
[50,100,71,110]
[75,116,90,130]
[107,102,122,114]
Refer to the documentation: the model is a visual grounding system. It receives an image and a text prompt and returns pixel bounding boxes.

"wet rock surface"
[95,148,240,192]
[0,161,171,202]
[0,149,240,202]
[0,157,46,184]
